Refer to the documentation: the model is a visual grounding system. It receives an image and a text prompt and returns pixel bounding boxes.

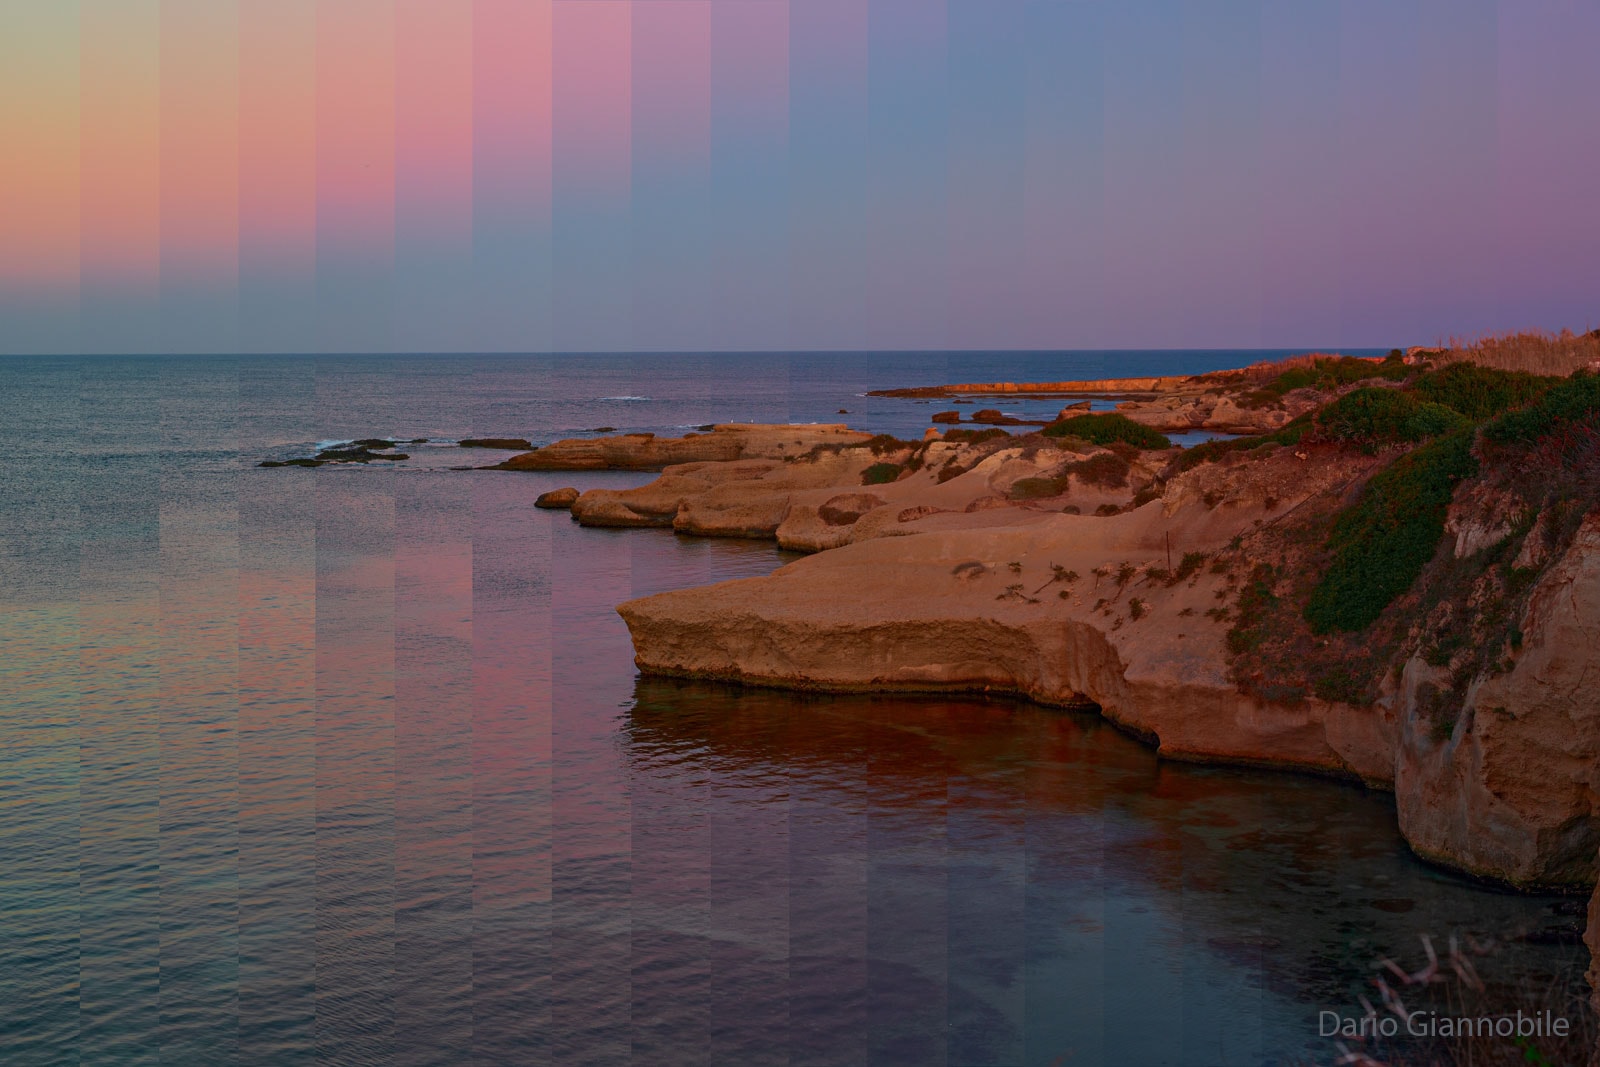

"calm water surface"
[0,353,1587,1066]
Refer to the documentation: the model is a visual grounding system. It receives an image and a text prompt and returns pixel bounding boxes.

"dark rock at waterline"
[1523,920,1585,945]
[460,437,532,450]
[932,410,961,423]
[970,409,1038,426]
[591,426,617,433]
[837,409,849,414]
[316,446,408,462]
[536,487,580,509]
[349,438,399,450]
[259,457,326,468]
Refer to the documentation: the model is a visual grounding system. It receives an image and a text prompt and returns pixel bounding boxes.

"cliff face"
[616,437,1404,788]
[1395,514,1600,887]
[618,518,1399,786]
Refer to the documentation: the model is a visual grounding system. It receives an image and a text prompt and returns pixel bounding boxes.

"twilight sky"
[1,1,1597,355]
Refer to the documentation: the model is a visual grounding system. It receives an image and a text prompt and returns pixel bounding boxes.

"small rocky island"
[518,332,1600,1005]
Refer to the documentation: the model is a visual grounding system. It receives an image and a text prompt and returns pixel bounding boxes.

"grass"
[1041,412,1171,450]
[1303,430,1478,633]
[1435,326,1600,376]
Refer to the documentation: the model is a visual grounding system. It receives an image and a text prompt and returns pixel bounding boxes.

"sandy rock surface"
[496,423,872,471]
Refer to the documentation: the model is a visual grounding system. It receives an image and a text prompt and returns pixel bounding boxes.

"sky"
[1,0,1597,356]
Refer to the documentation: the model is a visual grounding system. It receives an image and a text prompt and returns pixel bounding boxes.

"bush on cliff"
[1303,430,1479,633]
[1410,361,1555,422]
[1481,369,1600,445]
[942,427,1011,445]
[1042,413,1170,450]
[1238,355,1409,408]
[1310,387,1469,452]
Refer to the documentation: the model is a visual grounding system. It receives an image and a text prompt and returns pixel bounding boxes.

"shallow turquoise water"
[0,353,1587,1066]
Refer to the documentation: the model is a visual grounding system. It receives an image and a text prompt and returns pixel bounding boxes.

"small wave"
[596,395,650,402]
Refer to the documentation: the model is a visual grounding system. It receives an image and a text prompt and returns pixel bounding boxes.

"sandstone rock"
[817,493,887,527]
[535,487,579,509]
[496,424,872,471]
[619,498,1395,786]
[1395,514,1600,887]
[932,411,961,423]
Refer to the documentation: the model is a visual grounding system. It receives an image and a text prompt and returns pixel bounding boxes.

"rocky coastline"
[516,350,1600,1004]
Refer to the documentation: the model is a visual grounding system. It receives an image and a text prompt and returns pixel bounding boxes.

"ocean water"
[0,351,1588,1066]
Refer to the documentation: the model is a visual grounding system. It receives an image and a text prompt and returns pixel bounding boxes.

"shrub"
[863,434,915,455]
[1065,452,1131,489]
[1311,387,1469,451]
[1008,474,1071,500]
[1240,355,1410,406]
[1166,415,1312,474]
[1227,565,1279,654]
[1410,361,1554,422]
[1303,430,1478,633]
[861,462,902,486]
[1173,551,1207,583]
[942,427,1011,444]
[1128,598,1147,620]
[1041,413,1171,450]
[1481,370,1600,445]
[1312,667,1366,704]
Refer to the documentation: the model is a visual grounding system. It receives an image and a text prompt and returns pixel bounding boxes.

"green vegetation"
[1041,412,1171,450]
[1310,387,1469,452]
[1008,451,1132,499]
[1172,551,1208,584]
[1008,474,1069,500]
[864,434,916,455]
[1410,361,1554,422]
[861,461,902,486]
[1166,415,1312,474]
[942,427,1011,444]
[1303,430,1478,633]
[1237,354,1408,407]
[1227,565,1280,655]
[1481,370,1600,445]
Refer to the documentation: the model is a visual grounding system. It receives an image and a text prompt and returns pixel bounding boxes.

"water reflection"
[624,679,1590,1065]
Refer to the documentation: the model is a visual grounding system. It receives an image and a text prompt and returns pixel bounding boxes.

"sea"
[0,350,1589,1066]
